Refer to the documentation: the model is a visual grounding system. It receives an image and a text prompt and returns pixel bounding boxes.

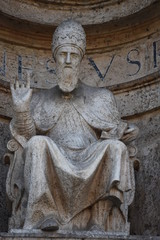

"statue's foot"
[40,218,59,231]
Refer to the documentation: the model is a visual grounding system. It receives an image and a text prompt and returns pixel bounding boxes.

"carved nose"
[66,52,71,64]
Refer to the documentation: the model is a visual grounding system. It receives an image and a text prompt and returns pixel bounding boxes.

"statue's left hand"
[10,72,33,112]
[122,123,139,142]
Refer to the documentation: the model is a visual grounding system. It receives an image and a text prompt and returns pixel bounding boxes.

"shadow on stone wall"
[0,121,11,232]
[129,109,160,236]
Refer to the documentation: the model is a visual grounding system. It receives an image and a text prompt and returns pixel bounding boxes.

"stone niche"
[0,0,160,237]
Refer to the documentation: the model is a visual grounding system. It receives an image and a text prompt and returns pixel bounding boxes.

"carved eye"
[59,52,66,57]
[71,53,79,59]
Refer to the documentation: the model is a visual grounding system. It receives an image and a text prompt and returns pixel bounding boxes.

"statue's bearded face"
[55,45,82,92]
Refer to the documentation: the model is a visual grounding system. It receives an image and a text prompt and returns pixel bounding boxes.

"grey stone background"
[128,110,160,235]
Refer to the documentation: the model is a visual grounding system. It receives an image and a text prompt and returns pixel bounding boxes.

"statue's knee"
[117,141,127,152]
[109,140,127,152]
[27,136,46,149]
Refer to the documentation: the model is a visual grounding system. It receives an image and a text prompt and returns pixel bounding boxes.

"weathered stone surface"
[0,0,159,237]
[0,0,156,25]
[0,33,160,90]
[0,231,160,240]
[1,109,160,235]
[128,109,160,236]
[6,20,136,234]
[0,120,11,232]
[0,238,160,240]
[114,73,160,117]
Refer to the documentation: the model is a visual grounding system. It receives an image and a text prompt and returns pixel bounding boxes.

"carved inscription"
[88,55,115,81]
[153,39,160,68]
[0,36,160,88]
[127,49,141,76]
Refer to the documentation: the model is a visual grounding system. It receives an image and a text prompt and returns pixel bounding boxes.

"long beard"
[56,65,79,92]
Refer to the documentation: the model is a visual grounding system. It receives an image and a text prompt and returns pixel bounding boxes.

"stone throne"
[4,20,139,236]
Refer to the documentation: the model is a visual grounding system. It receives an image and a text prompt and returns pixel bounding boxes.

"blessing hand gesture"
[10,71,33,112]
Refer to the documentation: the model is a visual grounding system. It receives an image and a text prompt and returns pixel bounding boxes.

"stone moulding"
[0,2,159,53]
[0,0,156,25]
[0,231,160,240]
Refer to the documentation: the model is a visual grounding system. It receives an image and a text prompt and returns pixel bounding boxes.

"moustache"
[60,63,72,69]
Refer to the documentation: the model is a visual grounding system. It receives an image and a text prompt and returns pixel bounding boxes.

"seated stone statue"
[5,20,139,234]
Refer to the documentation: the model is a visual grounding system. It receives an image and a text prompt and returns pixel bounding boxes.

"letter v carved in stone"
[88,55,115,81]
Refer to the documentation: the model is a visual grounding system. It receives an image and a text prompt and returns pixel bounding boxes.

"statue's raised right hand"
[10,72,33,112]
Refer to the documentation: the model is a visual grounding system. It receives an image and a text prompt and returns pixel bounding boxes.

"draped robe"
[10,83,132,229]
